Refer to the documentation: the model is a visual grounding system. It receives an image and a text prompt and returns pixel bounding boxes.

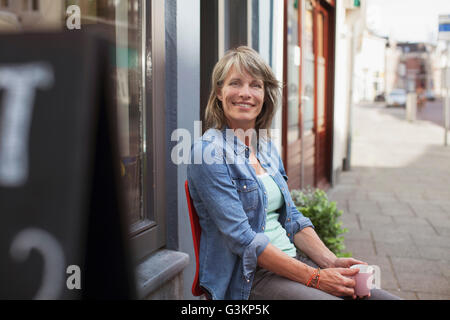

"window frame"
[130,0,166,262]
[0,0,10,9]
[21,0,38,12]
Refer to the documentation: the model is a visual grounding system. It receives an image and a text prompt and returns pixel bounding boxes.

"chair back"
[184,180,206,297]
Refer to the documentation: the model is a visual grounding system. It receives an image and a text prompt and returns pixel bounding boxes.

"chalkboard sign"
[0,31,136,299]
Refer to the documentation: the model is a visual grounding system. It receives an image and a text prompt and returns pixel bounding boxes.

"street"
[417,97,450,129]
[328,101,450,300]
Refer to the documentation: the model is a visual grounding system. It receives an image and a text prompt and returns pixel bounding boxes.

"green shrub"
[291,188,351,257]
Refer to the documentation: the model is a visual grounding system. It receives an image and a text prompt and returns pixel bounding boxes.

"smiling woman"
[187,46,401,300]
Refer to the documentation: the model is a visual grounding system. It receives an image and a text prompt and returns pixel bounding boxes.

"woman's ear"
[216,88,223,101]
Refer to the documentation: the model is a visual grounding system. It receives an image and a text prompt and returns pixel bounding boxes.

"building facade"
[0,0,362,299]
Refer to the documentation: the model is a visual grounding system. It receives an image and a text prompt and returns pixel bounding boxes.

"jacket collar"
[222,126,247,156]
[221,126,271,156]
[202,126,271,157]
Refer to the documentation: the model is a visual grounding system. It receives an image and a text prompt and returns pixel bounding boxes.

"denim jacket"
[187,128,314,300]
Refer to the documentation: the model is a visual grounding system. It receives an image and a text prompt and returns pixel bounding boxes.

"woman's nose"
[239,84,251,99]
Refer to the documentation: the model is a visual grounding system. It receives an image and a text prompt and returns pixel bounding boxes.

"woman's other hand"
[318,268,360,298]
[331,258,372,299]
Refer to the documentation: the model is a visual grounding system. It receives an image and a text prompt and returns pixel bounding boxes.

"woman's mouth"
[232,102,254,108]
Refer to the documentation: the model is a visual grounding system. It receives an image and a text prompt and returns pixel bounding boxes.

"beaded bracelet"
[306,268,321,289]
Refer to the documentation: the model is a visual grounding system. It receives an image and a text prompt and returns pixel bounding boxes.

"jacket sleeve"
[290,205,315,235]
[187,140,270,280]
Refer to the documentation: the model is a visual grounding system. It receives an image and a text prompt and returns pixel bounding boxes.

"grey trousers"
[249,254,402,300]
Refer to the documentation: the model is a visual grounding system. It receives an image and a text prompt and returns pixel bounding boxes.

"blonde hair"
[204,46,281,135]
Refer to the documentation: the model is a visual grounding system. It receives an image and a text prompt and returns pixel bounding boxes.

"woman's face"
[217,66,265,131]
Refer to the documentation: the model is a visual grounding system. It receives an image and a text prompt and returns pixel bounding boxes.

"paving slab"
[416,292,450,300]
[371,229,413,244]
[374,242,420,258]
[411,233,450,249]
[379,202,416,217]
[339,214,360,230]
[387,290,418,300]
[417,245,450,262]
[390,257,443,275]
[348,200,380,215]
[344,239,376,257]
[367,191,398,202]
[343,228,371,241]
[396,272,450,295]
[359,215,394,230]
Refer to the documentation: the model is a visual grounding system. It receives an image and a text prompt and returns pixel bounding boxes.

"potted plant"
[291,188,351,257]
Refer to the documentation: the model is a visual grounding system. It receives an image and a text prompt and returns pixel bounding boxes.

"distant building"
[395,42,434,93]
[384,38,402,95]
[0,0,63,30]
[354,29,387,102]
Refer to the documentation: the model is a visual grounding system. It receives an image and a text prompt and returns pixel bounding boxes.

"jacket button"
[287,233,291,237]
[262,226,265,231]
[243,185,247,189]
[287,218,291,222]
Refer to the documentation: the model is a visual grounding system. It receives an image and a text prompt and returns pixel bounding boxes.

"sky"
[366,0,450,44]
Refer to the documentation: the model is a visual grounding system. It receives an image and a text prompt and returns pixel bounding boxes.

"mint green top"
[258,173,297,258]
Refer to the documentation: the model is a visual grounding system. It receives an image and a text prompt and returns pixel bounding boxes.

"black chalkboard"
[0,31,136,299]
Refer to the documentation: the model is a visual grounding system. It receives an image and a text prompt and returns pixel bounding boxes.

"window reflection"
[303,6,315,132]
[0,0,146,227]
[287,0,300,143]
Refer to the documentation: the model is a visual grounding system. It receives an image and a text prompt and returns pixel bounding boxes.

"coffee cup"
[350,264,381,296]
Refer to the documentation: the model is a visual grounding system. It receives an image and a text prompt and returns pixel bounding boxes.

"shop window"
[10,0,166,260]
[21,0,39,11]
[32,0,39,11]
[0,0,9,8]
[303,3,315,132]
[286,0,300,143]
[70,0,166,259]
[219,0,253,56]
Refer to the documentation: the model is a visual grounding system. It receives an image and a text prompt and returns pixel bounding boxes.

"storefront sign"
[0,32,136,299]
[439,14,450,41]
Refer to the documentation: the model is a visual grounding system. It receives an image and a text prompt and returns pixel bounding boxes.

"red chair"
[184,180,208,298]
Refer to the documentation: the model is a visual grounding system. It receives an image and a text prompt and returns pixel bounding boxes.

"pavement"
[327,101,450,300]
[417,97,449,128]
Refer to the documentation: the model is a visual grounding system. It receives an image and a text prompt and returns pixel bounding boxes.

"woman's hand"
[331,258,372,299]
[318,268,360,299]
[333,257,367,268]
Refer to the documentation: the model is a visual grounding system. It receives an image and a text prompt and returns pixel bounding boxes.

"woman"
[187,46,400,300]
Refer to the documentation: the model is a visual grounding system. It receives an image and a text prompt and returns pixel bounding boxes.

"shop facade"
[283,0,336,191]
[0,0,363,299]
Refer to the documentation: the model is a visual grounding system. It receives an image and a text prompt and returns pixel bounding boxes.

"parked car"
[425,90,435,101]
[386,89,407,107]
[374,93,385,102]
